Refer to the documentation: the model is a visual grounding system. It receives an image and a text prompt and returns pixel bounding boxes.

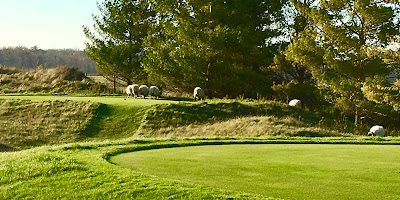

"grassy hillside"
[0,96,378,151]
[0,99,101,150]
[0,97,172,151]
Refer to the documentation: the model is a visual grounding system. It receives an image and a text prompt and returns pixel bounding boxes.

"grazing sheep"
[132,84,139,98]
[193,87,205,100]
[149,86,162,99]
[125,85,134,98]
[125,84,139,98]
[289,99,302,107]
[368,125,384,136]
[139,85,149,99]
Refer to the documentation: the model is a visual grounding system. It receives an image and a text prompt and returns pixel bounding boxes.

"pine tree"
[286,0,400,125]
[143,0,285,97]
[83,0,154,84]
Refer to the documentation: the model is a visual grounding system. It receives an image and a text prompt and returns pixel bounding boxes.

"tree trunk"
[355,105,359,127]
[113,74,116,93]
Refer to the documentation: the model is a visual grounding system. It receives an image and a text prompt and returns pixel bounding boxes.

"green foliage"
[84,0,153,84]
[85,0,287,98]
[143,0,285,98]
[269,48,321,107]
[286,0,400,125]
[362,76,400,110]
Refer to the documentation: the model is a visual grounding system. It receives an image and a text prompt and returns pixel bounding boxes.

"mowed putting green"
[0,95,178,106]
[111,144,400,199]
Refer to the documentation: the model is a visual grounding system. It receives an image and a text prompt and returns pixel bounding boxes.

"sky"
[0,0,101,50]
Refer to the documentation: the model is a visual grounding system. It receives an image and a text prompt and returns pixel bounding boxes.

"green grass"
[111,143,400,199]
[0,99,100,150]
[0,95,178,106]
[0,96,391,151]
[2,138,400,199]
[0,97,177,150]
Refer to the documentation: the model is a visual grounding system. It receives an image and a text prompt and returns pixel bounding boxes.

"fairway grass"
[111,144,400,199]
[0,95,178,106]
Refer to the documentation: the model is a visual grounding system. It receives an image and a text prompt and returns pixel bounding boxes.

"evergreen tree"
[286,0,400,125]
[83,0,154,84]
[143,0,285,97]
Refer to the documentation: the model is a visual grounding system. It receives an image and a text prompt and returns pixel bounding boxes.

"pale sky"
[0,0,101,50]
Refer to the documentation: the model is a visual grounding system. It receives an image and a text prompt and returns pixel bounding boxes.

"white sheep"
[193,87,205,100]
[125,85,134,98]
[368,125,384,136]
[132,84,139,98]
[289,99,302,107]
[149,86,162,99]
[139,85,149,99]
[125,84,139,98]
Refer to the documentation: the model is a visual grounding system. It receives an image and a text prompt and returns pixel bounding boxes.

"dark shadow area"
[0,143,15,152]
[162,96,194,102]
[79,104,112,137]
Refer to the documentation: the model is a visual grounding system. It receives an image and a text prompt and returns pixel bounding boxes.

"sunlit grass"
[0,95,178,106]
[111,143,400,199]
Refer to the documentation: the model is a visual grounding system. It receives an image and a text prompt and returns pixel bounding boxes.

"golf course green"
[111,144,400,199]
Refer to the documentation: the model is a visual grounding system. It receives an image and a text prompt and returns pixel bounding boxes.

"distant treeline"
[0,46,97,74]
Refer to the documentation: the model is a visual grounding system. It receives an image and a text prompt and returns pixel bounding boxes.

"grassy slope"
[1,138,400,199]
[0,96,382,151]
[0,96,180,150]
[112,144,400,199]
[0,99,100,150]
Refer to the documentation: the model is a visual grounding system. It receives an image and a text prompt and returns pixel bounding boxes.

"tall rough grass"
[1,97,394,151]
[0,65,112,94]
[0,99,100,150]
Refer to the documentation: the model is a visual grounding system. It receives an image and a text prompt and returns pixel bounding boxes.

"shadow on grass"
[162,96,194,102]
[79,104,112,137]
[0,143,15,152]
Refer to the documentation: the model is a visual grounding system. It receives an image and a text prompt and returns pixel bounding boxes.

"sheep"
[368,125,384,136]
[139,85,149,99]
[132,84,139,98]
[125,84,139,98]
[125,85,134,98]
[149,86,162,99]
[193,87,205,100]
[289,99,302,107]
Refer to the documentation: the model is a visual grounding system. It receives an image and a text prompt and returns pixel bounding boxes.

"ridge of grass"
[2,96,398,151]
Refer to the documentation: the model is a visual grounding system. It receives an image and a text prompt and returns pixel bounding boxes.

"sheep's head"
[367,132,375,136]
